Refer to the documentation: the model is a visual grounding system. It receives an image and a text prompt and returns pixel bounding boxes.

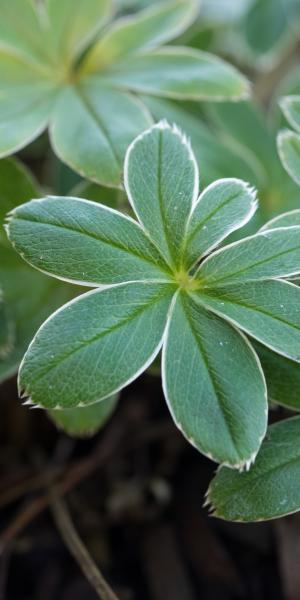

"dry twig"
[50,490,119,600]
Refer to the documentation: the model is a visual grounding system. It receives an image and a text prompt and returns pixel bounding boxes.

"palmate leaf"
[183,178,257,268]
[207,417,300,522]
[194,280,300,362]
[19,282,175,409]
[4,122,276,469]
[197,227,300,285]
[162,292,267,468]
[6,196,171,286]
[124,121,199,268]
[0,0,250,186]
[83,0,198,72]
[49,394,119,437]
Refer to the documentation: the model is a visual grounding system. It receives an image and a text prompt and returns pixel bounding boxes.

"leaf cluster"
[7,121,300,478]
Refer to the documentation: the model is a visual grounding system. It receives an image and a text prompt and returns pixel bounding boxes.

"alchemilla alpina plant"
[6,122,300,477]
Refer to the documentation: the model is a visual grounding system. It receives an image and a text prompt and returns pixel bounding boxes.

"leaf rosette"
[7,121,300,472]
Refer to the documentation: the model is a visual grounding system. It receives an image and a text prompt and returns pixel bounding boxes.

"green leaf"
[98,47,250,101]
[0,157,39,244]
[261,209,300,230]
[46,0,113,65]
[194,280,300,362]
[50,82,152,187]
[19,282,175,409]
[207,417,300,521]
[82,0,197,72]
[277,129,300,187]
[184,178,257,268]
[197,227,300,286]
[124,121,199,268]
[162,292,267,468]
[48,394,118,437]
[280,96,300,133]
[0,51,58,157]
[7,196,171,286]
[254,341,300,411]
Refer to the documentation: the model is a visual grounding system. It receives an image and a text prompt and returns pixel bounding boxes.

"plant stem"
[50,490,119,600]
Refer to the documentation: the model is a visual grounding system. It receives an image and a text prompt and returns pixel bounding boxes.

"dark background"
[1,372,298,600]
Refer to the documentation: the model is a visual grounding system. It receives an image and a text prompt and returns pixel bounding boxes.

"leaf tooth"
[19,387,29,399]
[22,398,35,406]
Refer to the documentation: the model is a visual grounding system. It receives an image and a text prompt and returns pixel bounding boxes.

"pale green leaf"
[7,196,171,286]
[162,292,267,468]
[50,82,152,187]
[48,394,118,437]
[184,178,257,268]
[261,209,300,230]
[197,227,300,286]
[99,47,250,101]
[207,417,300,521]
[194,280,300,362]
[277,129,300,187]
[254,341,300,411]
[19,282,175,409]
[46,0,113,64]
[0,52,58,157]
[124,121,199,268]
[82,0,197,72]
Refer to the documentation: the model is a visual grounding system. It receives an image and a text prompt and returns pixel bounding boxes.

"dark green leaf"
[207,417,300,521]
